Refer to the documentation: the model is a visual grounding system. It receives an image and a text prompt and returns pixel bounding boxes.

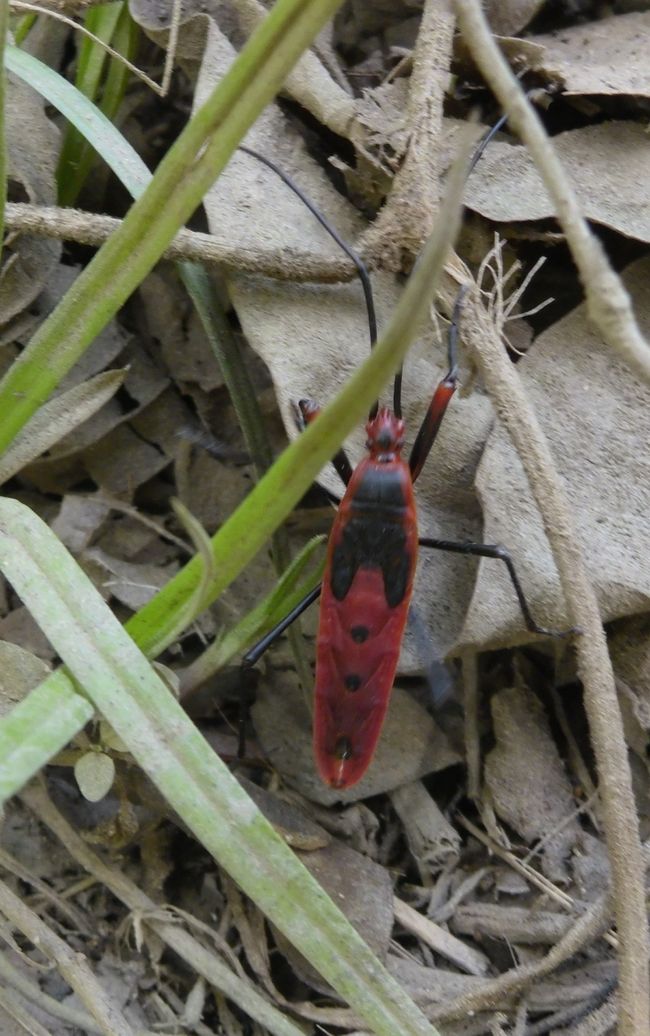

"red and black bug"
[241,135,572,790]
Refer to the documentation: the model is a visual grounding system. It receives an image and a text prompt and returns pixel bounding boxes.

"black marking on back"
[334,736,353,760]
[330,465,412,607]
[331,519,410,607]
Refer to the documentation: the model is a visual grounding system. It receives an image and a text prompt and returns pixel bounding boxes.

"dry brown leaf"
[464,122,650,243]
[458,257,650,648]
[0,370,127,486]
[484,0,545,36]
[81,547,178,611]
[51,495,112,554]
[530,12,650,97]
[0,641,51,717]
[139,270,225,392]
[82,424,170,496]
[128,0,240,72]
[0,608,57,663]
[2,72,60,327]
[484,686,579,882]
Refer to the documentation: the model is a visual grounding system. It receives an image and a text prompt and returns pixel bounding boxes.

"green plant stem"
[57,2,123,205]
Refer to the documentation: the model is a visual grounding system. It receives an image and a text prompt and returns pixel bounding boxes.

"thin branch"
[431,882,614,1024]
[453,0,650,384]
[362,0,456,269]
[230,0,356,138]
[4,201,356,282]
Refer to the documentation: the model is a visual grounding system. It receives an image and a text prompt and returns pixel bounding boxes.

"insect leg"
[409,285,469,482]
[298,398,353,488]
[238,584,322,758]
[418,536,576,638]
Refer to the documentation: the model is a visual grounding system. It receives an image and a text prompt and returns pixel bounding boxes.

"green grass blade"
[0,0,345,455]
[180,536,325,693]
[0,671,93,803]
[0,0,7,244]
[57,2,123,205]
[0,499,439,1036]
[5,44,150,197]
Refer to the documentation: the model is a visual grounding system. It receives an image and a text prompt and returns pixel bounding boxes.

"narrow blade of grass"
[0,498,440,1036]
[57,1,124,205]
[0,0,346,455]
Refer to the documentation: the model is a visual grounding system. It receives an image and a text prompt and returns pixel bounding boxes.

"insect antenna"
[467,112,508,175]
[238,145,378,351]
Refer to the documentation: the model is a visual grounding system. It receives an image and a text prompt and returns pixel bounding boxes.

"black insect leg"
[297,398,352,489]
[238,395,353,758]
[418,536,576,638]
[238,584,322,758]
[409,285,469,482]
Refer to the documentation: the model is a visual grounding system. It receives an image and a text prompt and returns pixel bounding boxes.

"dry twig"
[460,292,649,1034]
[4,201,356,282]
[0,876,135,1036]
[362,0,456,269]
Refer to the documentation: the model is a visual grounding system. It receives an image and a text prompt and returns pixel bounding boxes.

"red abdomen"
[313,455,418,788]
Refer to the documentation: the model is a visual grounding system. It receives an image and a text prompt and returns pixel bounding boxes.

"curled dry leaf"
[463,121,650,243]
[530,12,650,97]
[484,686,579,882]
[458,257,650,648]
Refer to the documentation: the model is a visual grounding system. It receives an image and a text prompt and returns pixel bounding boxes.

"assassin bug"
[241,129,572,790]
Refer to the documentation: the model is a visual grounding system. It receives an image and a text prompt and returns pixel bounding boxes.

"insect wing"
[313,457,418,788]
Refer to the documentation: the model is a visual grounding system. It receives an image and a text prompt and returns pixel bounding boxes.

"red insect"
[299,358,458,789]
[241,146,570,790]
